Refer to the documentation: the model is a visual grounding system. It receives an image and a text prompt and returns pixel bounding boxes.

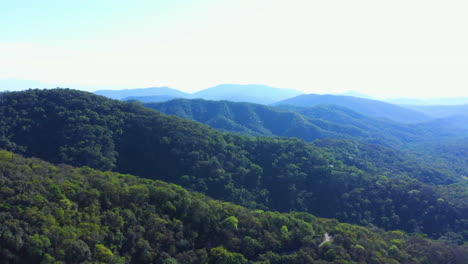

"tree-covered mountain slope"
[143,99,342,141]
[148,99,468,147]
[0,150,466,264]
[312,139,460,185]
[144,99,464,184]
[0,89,466,241]
[274,94,431,123]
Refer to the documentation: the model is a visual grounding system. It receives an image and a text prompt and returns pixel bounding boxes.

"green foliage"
[222,216,239,230]
[209,246,247,264]
[0,151,466,263]
[62,239,91,263]
[95,244,114,263]
[147,98,468,184]
[0,89,466,242]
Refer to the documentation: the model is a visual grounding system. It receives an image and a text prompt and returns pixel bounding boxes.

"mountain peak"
[192,84,303,104]
[94,87,191,100]
[336,90,374,99]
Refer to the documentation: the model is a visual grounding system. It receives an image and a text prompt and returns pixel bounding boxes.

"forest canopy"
[0,89,466,243]
[0,150,466,263]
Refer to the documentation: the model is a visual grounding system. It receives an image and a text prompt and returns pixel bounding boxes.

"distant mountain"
[93,84,303,104]
[384,98,428,105]
[144,99,344,141]
[143,99,468,184]
[146,99,406,142]
[192,84,303,104]
[337,90,374,99]
[146,99,468,183]
[146,99,436,144]
[402,104,468,119]
[94,87,191,100]
[289,105,468,179]
[122,95,183,102]
[275,94,431,123]
[386,97,468,105]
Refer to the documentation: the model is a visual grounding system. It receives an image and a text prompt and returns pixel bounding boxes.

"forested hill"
[143,98,340,141]
[144,99,465,183]
[0,89,466,241]
[2,151,466,263]
[145,99,428,145]
[274,94,431,123]
[146,98,468,146]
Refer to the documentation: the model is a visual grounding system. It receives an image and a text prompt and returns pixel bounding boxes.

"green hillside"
[0,150,466,264]
[144,99,464,184]
[0,89,466,241]
[143,99,336,141]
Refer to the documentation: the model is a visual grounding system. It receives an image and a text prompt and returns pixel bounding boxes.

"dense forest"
[0,89,466,243]
[143,99,338,141]
[1,150,467,263]
[145,98,468,179]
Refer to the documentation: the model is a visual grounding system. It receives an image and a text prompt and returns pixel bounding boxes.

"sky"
[1,0,468,98]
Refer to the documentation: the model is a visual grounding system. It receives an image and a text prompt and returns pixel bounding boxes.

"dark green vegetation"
[143,99,337,141]
[0,89,466,244]
[145,99,468,182]
[1,151,467,264]
[145,98,446,146]
[274,94,431,123]
[145,99,417,144]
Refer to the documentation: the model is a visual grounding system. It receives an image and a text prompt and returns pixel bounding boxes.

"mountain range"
[191,84,303,104]
[274,94,432,123]
[1,89,466,237]
[3,79,468,107]
[144,98,468,183]
[94,87,191,100]
[0,88,467,263]
[95,84,304,105]
[96,85,468,123]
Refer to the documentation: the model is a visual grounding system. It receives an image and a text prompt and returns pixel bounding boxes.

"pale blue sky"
[1,0,205,42]
[1,0,468,98]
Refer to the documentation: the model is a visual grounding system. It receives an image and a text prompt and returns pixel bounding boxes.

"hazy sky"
[1,0,468,98]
